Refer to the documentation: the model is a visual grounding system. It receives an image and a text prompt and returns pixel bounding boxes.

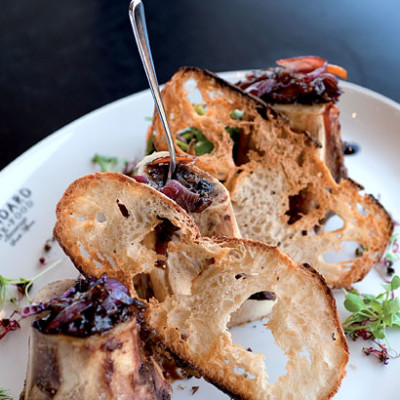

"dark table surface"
[1,0,400,171]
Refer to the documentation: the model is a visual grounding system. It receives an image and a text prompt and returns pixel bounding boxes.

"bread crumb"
[349,363,357,370]
[177,384,185,390]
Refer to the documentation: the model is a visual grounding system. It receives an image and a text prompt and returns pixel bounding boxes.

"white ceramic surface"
[1,72,399,399]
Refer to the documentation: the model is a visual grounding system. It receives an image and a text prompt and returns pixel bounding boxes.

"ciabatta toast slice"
[53,172,253,325]
[147,237,348,400]
[54,172,200,295]
[54,173,348,400]
[150,66,393,288]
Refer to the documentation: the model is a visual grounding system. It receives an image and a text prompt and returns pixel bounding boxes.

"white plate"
[1,71,400,399]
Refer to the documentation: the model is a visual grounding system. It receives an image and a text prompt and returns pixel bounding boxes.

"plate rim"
[1,70,400,399]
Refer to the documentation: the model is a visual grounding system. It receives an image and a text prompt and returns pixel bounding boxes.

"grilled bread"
[150,66,393,288]
[147,237,348,400]
[53,172,258,324]
[54,172,200,296]
[54,173,348,400]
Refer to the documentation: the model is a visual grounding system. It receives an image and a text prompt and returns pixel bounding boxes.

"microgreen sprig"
[92,154,120,172]
[342,275,400,363]
[0,259,62,308]
[0,387,12,400]
[176,127,214,156]
[385,229,400,270]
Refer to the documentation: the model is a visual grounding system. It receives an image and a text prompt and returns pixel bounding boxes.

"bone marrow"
[134,155,214,214]
[21,276,172,400]
[236,56,345,105]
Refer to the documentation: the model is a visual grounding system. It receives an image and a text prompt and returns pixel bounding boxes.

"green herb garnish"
[145,133,155,155]
[343,275,400,340]
[177,127,214,156]
[342,275,400,363]
[342,275,400,362]
[0,387,12,400]
[386,229,400,265]
[225,126,242,136]
[0,259,62,308]
[230,109,244,120]
[176,139,189,152]
[92,154,119,172]
[144,116,153,121]
[193,103,207,116]
[225,126,241,160]
[355,244,369,257]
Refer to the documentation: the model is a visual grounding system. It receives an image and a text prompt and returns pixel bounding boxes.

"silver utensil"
[129,0,177,182]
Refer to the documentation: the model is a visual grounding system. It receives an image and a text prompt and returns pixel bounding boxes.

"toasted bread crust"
[151,67,393,288]
[54,172,200,294]
[146,237,349,400]
[54,173,349,399]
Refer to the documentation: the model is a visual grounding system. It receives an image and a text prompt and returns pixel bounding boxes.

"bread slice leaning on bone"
[53,172,349,400]
[150,67,393,288]
[54,172,199,297]
[53,172,267,325]
[147,237,348,400]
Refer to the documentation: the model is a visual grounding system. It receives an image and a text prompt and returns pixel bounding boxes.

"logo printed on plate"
[0,188,35,246]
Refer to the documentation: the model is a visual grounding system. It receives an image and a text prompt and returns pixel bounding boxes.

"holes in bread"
[133,273,154,300]
[322,240,362,264]
[96,212,107,223]
[229,126,264,166]
[208,89,225,99]
[233,365,256,380]
[229,314,288,383]
[79,243,90,259]
[93,259,104,269]
[295,150,306,167]
[116,199,129,218]
[183,78,209,116]
[285,185,319,225]
[184,78,202,102]
[104,254,118,271]
[323,212,344,232]
[356,202,367,216]
[154,217,180,257]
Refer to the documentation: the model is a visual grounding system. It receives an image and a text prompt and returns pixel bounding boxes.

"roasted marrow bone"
[235,56,348,182]
[134,152,240,237]
[21,277,171,400]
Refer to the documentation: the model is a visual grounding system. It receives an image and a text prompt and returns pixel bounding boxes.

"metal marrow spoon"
[129,0,177,182]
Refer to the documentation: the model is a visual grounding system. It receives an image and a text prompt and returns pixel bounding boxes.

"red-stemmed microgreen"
[342,275,400,364]
[0,258,62,309]
[0,317,20,340]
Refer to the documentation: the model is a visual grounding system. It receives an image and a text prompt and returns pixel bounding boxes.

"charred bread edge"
[175,66,322,151]
[53,172,201,278]
[174,67,394,287]
[146,238,349,400]
[337,180,394,288]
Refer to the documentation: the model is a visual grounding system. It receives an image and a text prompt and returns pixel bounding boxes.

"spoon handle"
[129,0,176,181]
